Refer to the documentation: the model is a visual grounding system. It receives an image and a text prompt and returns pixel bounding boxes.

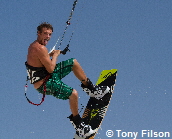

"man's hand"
[49,50,61,57]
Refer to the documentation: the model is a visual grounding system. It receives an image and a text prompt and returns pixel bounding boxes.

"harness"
[25,62,49,84]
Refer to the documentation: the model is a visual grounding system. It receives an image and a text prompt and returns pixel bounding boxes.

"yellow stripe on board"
[96,69,117,85]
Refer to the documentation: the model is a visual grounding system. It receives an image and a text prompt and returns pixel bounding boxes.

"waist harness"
[25,62,49,84]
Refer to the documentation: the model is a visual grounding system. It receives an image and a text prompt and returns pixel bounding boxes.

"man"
[25,22,110,138]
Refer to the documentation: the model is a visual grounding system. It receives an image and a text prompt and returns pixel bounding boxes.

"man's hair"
[37,22,53,33]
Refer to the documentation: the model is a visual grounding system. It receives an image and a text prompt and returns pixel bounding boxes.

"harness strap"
[25,75,50,106]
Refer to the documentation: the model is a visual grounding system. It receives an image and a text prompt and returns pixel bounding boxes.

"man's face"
[37,27,52,46]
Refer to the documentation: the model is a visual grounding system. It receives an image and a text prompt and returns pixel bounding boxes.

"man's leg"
[68,89,94,138]
[72,58,110,100]
[69,89,78,116]
[72,59,88,86]
[68,89,95,137]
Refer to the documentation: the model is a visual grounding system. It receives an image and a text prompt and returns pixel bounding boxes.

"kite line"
[50,0,78,54]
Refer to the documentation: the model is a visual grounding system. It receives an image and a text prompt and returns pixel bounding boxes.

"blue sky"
[0,0,171,139]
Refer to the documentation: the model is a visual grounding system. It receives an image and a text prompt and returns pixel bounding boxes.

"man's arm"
[37,45,60,73]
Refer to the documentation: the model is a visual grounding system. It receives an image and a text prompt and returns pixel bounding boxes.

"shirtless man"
[25,22,110,138]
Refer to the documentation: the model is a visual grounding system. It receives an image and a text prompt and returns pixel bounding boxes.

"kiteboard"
[73,69,117,139]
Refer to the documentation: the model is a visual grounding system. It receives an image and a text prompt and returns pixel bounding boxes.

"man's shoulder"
[30,41,46,52]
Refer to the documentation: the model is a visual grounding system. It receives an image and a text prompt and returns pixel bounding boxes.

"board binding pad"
[74,69,117,139]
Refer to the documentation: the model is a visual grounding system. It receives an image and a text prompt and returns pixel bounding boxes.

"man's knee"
[73,59,79,66]
[70,89,78,99]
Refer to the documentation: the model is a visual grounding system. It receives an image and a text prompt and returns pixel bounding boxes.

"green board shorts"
[37,58,74,100]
